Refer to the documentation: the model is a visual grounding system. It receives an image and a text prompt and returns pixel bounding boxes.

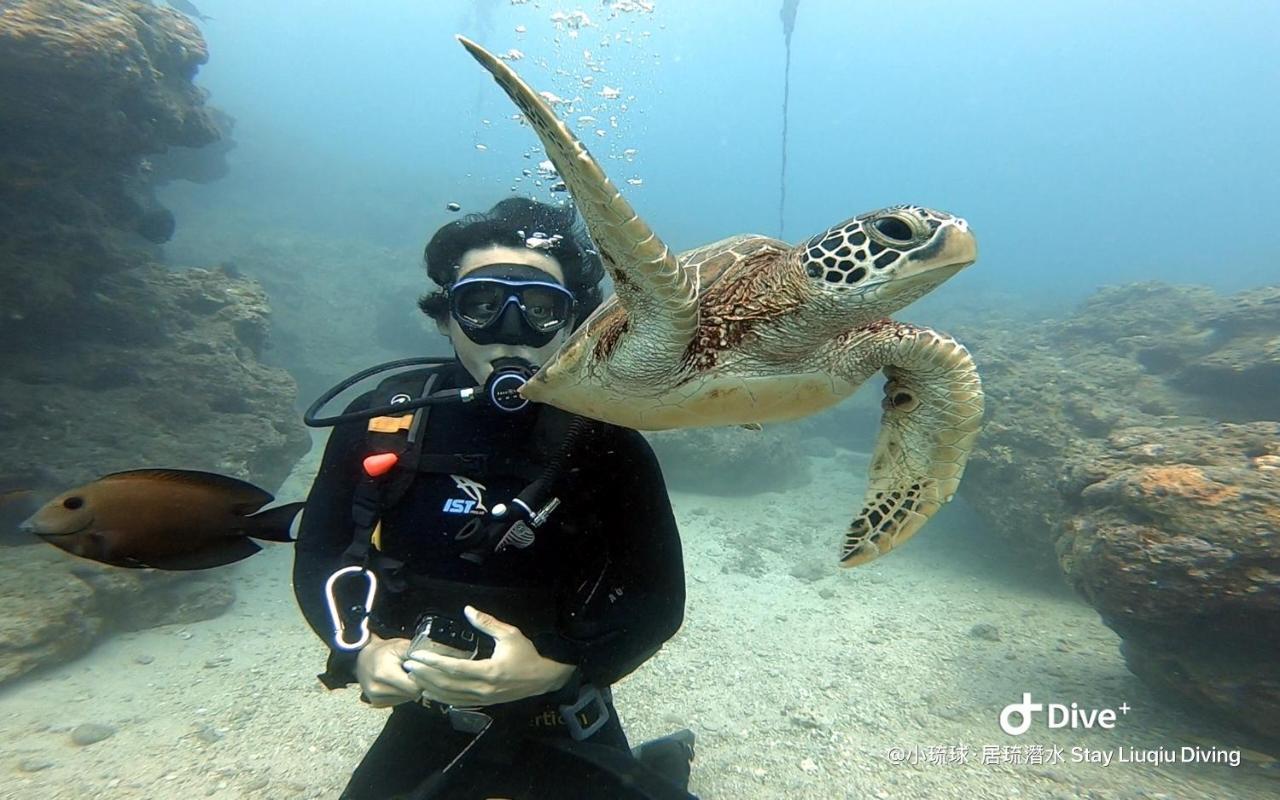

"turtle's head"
[800,206,976,317]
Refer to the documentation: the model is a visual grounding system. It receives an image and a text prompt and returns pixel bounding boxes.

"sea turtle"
[458,37,984,567]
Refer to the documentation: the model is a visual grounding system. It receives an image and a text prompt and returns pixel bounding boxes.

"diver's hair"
[418,198,605,327]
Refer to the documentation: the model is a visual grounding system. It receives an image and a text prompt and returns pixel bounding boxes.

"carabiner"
[324,565,378,651]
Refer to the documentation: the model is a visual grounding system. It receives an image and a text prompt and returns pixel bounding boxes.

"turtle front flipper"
[838,323,984,566]
[456,36,698,348]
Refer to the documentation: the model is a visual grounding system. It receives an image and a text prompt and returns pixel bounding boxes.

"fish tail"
[246,501,304,542]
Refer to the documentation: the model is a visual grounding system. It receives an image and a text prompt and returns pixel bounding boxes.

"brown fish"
[19,469,303,570]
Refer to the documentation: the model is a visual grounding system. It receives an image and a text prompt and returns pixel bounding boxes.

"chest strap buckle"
[559,684,612,741]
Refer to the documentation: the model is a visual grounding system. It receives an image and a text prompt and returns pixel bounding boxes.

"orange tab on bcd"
[363,453,399,477]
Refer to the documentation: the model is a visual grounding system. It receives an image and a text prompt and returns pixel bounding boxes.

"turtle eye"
[63,496,84,511]
[871,215,915,244]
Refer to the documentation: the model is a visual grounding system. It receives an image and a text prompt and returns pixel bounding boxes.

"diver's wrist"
[538,659,577,693]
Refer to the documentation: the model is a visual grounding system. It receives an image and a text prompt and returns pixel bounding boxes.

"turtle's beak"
[894,220,977,287]
[938,218,977,269]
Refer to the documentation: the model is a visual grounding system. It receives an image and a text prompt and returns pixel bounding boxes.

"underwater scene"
[0,1,1277,798]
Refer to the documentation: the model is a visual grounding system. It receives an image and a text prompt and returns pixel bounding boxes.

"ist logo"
[443,475,487,515]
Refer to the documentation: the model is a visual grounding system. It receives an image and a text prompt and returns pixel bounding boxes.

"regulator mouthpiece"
[485,358,536,412]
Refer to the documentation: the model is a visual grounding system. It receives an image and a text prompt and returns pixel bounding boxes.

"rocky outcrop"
[167,230,436,403]
[1057,421,1279,739]
[0,545,231,685]
[150,105,236,185]
[0,0,220,247]
[0,264,309,488]
[0,0,306,487]
[960,282,1280,742]
[0,1,216,151]
[0,1,308,685]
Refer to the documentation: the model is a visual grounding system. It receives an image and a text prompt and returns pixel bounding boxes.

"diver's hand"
[355,633,420,708]
[403,605,576,707]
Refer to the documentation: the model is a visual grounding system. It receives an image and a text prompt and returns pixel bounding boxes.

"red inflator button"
[363,453,399,477]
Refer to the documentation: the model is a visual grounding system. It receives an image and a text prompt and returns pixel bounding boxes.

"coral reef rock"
[0,1,308,681]
[1059,421,1279,741]
[167,230,437,402]
[150,105,237,186]
[0,0,221,246]
[1,264,309,488]
[959,282,1280,742]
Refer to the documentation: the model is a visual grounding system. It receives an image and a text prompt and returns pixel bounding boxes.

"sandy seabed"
[1,434,1276,800]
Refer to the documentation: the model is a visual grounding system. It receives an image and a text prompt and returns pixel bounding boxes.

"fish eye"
[871,215,915,243]
[62,496,84,510]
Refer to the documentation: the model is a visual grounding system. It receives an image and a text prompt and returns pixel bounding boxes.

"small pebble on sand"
[19,757,54,772]
[71,723,117,746]
[969,622,1001,641]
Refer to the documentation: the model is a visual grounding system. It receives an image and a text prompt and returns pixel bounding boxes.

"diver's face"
[442,245,573,385]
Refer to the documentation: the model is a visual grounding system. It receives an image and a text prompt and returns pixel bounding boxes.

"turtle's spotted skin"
[458,37,984,566]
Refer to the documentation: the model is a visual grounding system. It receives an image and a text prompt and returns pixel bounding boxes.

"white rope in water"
[779,0,800,238]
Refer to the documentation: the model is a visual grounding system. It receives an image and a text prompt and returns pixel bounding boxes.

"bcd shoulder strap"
[340,370,441,572]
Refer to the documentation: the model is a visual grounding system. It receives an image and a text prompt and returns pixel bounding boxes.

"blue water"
[171,0,1280,301]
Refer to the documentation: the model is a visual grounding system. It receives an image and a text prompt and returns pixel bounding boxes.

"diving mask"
[448,264,575,346]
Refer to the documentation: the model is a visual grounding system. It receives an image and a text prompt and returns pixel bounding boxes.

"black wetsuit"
[293,362,691,800]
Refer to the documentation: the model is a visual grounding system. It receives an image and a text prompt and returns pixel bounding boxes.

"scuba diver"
[294,198,697,799]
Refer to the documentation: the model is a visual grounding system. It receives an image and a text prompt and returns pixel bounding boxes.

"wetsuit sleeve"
[291,396,371,687]
[532,428,686,686]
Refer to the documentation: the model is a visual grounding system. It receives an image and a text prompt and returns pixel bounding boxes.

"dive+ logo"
[999,694,1130,736]
[444,475,487,515]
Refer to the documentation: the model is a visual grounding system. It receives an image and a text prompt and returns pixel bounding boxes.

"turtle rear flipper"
[839,325,984,566]
[457,36,699,349]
